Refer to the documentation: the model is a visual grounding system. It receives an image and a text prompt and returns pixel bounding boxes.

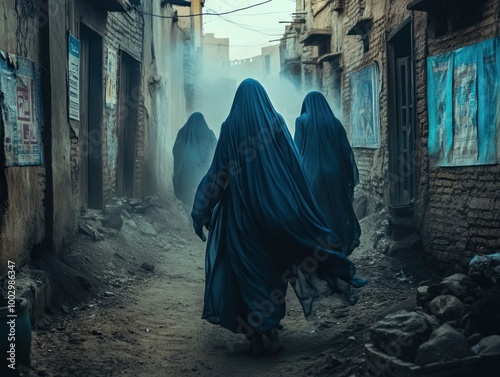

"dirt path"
[29,195,443,377]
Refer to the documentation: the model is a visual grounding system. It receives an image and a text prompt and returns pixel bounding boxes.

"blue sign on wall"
[427,37,500,166]
[349,62,381,148]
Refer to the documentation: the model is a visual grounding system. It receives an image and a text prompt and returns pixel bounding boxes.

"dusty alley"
[27,193,441,377]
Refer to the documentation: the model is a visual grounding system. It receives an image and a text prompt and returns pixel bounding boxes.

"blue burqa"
[172,112,217,213]
[295,91,361,255]
[192,79,366,336]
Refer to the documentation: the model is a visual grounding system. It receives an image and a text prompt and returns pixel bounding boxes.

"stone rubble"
[365,252,500,377]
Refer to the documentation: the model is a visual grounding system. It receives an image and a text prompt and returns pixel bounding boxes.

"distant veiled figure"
[172,112,217,213]
[295,91,361,255]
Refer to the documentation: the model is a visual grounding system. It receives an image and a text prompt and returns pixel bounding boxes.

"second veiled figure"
[295,91,361,255]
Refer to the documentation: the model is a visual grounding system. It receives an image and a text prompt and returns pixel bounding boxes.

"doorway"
[79,23,104,209]
[387,19,416,216]
[117,51,141,198]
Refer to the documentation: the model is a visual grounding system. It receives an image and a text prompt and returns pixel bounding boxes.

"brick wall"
[281,0,390,212]
[341,0,388,212]
[103,10,144,201]
[141,1,190,196]
[0,1,46,275]
[282,0,500,269]
[413,1,500,269]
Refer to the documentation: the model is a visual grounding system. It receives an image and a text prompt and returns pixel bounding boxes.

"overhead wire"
[222,11,291,17]
[204,1,294,59]
[138,0,294,59]
[212,12,285,36]
[133,0,272,19]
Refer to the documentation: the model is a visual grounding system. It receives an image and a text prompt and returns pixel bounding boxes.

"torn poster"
[68,33,80,121]
[427,37,499,166]
[0,53,43,166]
[349,62,381,148]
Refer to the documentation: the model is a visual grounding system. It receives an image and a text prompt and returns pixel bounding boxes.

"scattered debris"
[78,222,105,240]
[365,253,500,376]
[469,253,500,287]
[141,262,155,272]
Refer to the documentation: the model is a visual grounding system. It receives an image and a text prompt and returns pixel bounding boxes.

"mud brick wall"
[413,1,500,269]
[341,1,388,212]
[103,10,144,201]
[0,1,46,275]
[135,102,148,197]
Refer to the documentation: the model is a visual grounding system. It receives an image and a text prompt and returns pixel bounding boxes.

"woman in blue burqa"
[295,91,361,255]
[172,112,217,214]
[191,79,366,355]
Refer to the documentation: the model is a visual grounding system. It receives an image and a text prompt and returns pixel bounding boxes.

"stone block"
[370,311,432,362]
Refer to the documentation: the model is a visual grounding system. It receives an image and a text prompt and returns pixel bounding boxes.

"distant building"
[199,33,235,135]
[229,44,281,83]
[203,33,231,76]
[199,38,288,135]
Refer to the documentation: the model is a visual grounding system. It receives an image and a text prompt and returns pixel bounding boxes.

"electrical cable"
[222,11,291,17]
[213,13,284,36]
[133,0,272,19]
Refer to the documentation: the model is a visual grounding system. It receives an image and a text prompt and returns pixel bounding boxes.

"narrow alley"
[28,193,441,377]
[1,1,500,376]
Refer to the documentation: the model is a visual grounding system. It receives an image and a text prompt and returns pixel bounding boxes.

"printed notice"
[68,33,80,121]
[0,53,44,166]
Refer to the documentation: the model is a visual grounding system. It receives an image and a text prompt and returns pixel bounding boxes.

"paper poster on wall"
[452,60,478,165]
[68,33,80,121]
[349,62,381,148]
[0,53,43,166]
[427,37,499,166]
[106,49,118,106]
[427,53,453,163]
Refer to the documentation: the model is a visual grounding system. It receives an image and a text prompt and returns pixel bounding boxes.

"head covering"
[192,79,366,335]
[172,112,217,211]
[295,91,361,254]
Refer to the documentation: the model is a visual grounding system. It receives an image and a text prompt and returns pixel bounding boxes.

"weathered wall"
[1,0,193,277]
[47,0,78,257]
[413,10,430,237]
[262,45,281,77]
[341,0,387,212]
[104,10,144,199]
[142,1,189,195]
[413,1,500,269]
[282,0,500,269]
[281,0,389,212]
[0,0,46,275]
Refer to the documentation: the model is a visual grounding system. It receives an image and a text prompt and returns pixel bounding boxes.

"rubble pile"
[364,253,500,377]
[78,196,160,239]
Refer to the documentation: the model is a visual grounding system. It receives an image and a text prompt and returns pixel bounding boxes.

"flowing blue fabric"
[192,79,366,336]
[172,112,217,213]
[295,91,361,255]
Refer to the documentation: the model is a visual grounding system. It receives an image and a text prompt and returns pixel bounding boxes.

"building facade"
[0,0,202,276]
[280,0,500,269]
